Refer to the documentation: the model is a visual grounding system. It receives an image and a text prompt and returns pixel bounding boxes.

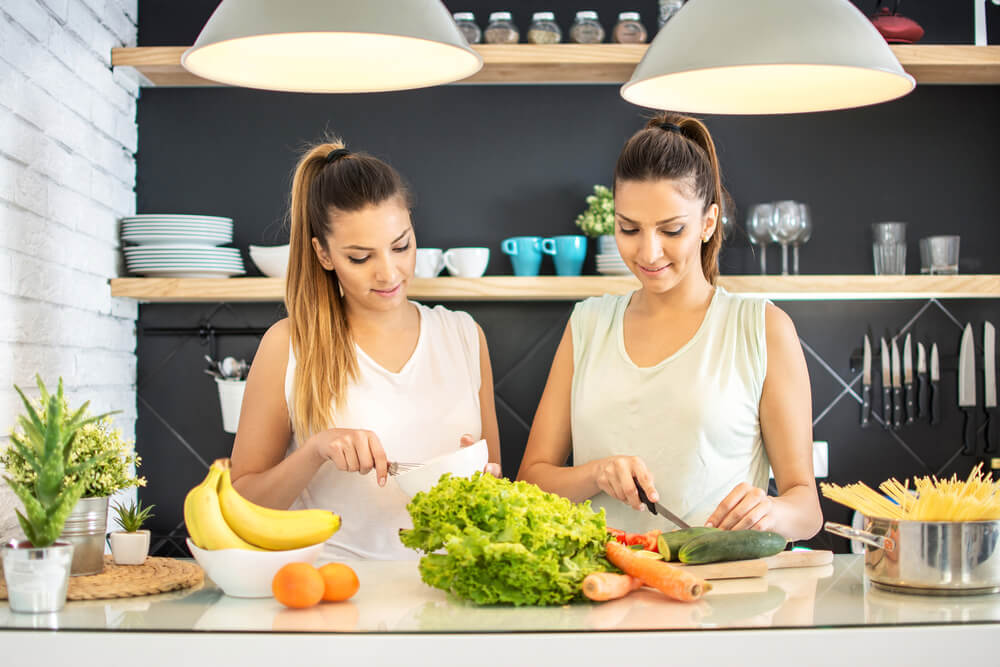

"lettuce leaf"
[399,472,611,606]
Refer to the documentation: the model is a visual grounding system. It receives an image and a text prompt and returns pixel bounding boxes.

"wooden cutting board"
[677,549,834,580]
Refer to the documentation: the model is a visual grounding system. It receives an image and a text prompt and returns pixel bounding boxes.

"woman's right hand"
[591,456,658,511]
[307,428,389,487]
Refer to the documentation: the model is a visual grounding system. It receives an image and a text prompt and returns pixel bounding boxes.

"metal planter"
[60,496,109,576]
[1,541,74,613]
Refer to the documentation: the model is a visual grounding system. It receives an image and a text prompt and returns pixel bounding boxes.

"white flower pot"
[1,541,74,613]
[109,530,150,565]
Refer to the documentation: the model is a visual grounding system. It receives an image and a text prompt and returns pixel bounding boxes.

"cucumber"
[656,526,720,561]
[634,550,664,560]
[677,530,787,564]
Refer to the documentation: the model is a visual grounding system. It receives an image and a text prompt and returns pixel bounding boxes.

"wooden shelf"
[109,275,1000,303]
[111,45,1000,86]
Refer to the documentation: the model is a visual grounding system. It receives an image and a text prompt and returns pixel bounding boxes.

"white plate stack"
[596,235,629,275]
[121,215,245,279]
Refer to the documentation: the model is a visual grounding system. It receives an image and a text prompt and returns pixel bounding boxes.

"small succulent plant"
[112,498,155,533]
[4,376,117,548]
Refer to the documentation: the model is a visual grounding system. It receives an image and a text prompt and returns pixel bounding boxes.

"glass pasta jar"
[569,10,605,44]
[453,12,481,44]
[527,11,561,44]
[484,11,519,44]
[613,12,647,44]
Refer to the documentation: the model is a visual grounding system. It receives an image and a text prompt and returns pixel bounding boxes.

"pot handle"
[824,521,895,551]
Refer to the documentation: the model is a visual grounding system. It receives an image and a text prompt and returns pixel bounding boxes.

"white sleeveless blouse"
[570,288,770,532]
[284,303,482,560]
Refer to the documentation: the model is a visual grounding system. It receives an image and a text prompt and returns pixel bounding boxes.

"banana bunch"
[184,459,340,551]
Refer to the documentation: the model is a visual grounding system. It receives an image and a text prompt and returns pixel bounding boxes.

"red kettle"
[871,0,925,43]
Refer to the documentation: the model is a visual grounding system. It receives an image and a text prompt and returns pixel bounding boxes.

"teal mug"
[542,235,587,276]
[501,236,544,276]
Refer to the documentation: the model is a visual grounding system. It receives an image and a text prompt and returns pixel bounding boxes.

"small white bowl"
[394,439,489,498]
[248,244,289,278]
[186,538,323,598]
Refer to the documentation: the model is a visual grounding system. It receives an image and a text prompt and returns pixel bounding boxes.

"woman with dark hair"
[518,114,821,541]
[229,139,501,560]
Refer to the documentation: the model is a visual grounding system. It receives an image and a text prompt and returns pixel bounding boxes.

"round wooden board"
[0,556,203,601]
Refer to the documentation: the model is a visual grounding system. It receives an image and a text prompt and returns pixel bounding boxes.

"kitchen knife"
[633,476,690,529]
[903,333,914,424]
[891,337,903,430]
[985,322,996,454]
[958,324,976,455]
[861,334,872,428]
[930,343,941,425]
[881,337,892,430]
[917,342,928,419]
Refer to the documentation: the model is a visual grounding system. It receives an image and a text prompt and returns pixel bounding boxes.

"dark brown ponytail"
[614,113,725,285]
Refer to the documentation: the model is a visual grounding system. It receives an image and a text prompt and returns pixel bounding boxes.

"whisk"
[388,461,423,476]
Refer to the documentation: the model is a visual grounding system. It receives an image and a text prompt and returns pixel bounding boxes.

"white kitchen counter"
[2,555,998,665]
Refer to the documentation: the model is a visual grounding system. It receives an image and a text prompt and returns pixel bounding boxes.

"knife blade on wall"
[930,343,941,426]
[959,324,976,455]
[985,322,996,454]
[891,337,903,430]
[861,334,872,428]
[881,337,892,430]
[917,342,928,419]
[903,333,914,424]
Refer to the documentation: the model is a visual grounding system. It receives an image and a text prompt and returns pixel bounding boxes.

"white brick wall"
[0,0,138,542]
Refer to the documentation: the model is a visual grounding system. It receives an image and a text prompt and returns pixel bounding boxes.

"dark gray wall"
[135,1,1000,556]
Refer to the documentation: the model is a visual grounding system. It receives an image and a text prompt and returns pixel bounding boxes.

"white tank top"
[570,287,770,533]
[284,302,482,560]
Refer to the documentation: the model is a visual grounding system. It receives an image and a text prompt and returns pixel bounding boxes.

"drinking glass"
[919,235,960,274]
[746,203,774,275]
[792,203,812,275]
[768,200,801,276]
[872,222,907,275]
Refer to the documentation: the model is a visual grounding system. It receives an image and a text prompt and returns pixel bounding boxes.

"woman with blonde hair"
[229,140,501,560]
[518,113,821,541]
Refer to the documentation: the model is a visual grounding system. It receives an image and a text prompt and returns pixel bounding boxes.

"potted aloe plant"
[108,499,155,565]
[1,376,113,613]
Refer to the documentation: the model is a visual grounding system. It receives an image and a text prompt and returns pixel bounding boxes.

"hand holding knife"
[903,333,915,424]
[881,337,892,430]
[891,337,903,430]
[861,334,872,428]
[633,476,690,529]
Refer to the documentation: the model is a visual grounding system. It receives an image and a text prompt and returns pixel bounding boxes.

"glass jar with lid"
[527,11,561,44]
[453,12,481,44]
[484,11,519,44]
[613,12,647,44]
[569,10,604,44]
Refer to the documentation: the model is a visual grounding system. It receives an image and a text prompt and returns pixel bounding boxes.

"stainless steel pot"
[825,518,1000,595]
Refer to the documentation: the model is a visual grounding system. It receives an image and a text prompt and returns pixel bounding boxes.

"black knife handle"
[985,410,995,454]
[962,409,976,455]
[893,387,903,430]
[930,381,941,425]
[918,374,929,419]
[905,381,915,424]
[883,386,892,429]
[633,476,655,514]
[861,385,871,428]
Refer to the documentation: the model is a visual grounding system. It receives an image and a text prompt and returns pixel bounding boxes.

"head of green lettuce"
[399,472,613,605]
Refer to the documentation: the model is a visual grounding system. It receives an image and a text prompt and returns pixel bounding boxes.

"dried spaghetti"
[821,463,1000,521]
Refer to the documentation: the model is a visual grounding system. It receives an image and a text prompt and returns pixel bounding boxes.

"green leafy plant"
[2,377,116,547]
[574,184,615,238]
[111,498,155,533]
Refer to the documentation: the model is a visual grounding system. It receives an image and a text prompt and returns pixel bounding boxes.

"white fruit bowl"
[186,538,324,598]
[394,439,489,498]
[248,244,289,278]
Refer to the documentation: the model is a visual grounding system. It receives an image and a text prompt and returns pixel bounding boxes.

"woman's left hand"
[460,433,501,478]
[705,483,776,531]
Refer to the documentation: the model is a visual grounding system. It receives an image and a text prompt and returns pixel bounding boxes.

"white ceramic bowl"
[394,439,489,498]
[186,538,323,598]
[248,244,289,278]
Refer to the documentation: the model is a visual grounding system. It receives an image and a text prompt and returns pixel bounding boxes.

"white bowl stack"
[596,235,629,275]
[121,214,245,278]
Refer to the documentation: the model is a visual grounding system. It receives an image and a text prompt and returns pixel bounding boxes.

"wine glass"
[768,200,801,276]
[792,203,812,275]
[746,203,774,275]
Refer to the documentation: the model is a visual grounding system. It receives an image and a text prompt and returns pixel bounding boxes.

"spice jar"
[453,12,481,44]
[484,11,519,44]
[613,12,647,44]
[569,10,604,44]
[527,11,561,44]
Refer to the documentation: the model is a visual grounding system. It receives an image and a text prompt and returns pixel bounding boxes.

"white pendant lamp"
[621,0,916,114]
[181,0,483,93]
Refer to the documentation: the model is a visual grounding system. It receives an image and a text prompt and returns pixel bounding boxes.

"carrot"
[605,541,710,602]
[582,572,643,602]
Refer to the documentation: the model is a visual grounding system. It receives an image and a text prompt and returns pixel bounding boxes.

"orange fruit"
[318,562,360,602]
[272,562,324,609]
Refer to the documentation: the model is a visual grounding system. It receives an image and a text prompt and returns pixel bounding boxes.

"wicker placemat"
[0,556,203,601]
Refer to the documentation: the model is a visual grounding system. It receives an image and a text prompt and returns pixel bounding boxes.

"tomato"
[606,527,628,544]
[624,530,661,552]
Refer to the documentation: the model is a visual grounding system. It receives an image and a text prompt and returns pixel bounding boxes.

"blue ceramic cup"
[542,235,587,276]
[501,236,544,276]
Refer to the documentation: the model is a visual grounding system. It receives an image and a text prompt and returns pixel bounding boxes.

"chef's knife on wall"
[917,342,928,419]
[959,324,976,456]
[985,322,996,454]
[861,334,872,428]
[903,333,915,424]
[930,343,941,426]
[891,337,903,430]
[881,337,892,430]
